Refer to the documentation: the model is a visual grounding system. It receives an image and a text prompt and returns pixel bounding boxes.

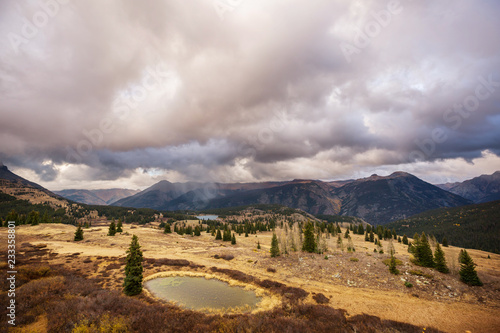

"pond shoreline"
[143,271,281,314]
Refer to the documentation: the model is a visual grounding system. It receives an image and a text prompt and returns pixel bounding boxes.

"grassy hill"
[386,200,500,253]
[0,192,73,224]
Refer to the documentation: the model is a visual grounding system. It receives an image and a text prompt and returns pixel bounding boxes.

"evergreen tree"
[434,243,449,273]
[384,229,391,240]
[108,220,117,236]
[364,231,369,242]
[398,236,402,243]
[42,211,50,224]
[344,228,350,239]
[257,241,261,249]
[28,211,40,226]
[402,234,408,245]
[458,249,482,286]
[442,237,449,247]
[357,224,364,235]
[414,232,434,267]
[389,254,399,275]
[74,225,84,241]
[369,231,374,242]
[164,223,171,233]
[392,228,397,240]
[270,233,280,257]
[194,226,201,236]
[336,225,341,234]
[215,229,222,240]
[231,233,236,245]
[123,235,144,296]
[116,219,123,233]
[302,222,317,253]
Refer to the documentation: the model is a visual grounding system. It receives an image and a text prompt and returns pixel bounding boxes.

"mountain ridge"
[113,171,472,224]
[437,171,500,203]
[54,188,140,206]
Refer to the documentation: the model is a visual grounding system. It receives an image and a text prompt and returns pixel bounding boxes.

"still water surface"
[145,276,261,311]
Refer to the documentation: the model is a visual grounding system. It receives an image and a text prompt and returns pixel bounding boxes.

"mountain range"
[112,171,481,225]
[2,164,499,226]
[54,189,140,206]
[437,171,500,203]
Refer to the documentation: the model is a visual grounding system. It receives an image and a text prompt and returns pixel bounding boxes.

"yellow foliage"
[72,314,128,333]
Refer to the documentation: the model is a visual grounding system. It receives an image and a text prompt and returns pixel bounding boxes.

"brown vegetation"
[2,221,500,332]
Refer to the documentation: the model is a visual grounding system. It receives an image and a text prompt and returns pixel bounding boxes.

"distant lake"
[196,215,218,220]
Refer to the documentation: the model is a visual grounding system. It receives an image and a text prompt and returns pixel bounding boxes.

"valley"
[1,166,500,332]
[2,212,499,332]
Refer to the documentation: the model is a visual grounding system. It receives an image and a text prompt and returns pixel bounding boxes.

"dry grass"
[2,221,500,332]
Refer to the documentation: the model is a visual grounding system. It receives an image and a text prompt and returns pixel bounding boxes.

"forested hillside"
[386,200,500,253]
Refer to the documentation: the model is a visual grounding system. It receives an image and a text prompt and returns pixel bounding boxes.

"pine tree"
[116,219,123,233]
[434,243,449,273]
[164,223,171,233]
[42,211,50,224]
[344,228,350,239]
[270,233,280,257]
[28,211,40,226]
[108,221,117,236]
[402,234,408,245]
[389,254,399,275]
[458,249,482,286]
[257,241,261,249]
[357,224,364,235]
[414,232,434,268]
[442,237,449,247]
[123,235,144,296]
[194,226,201,236]
[369,231,374,242]
[302,222,317,253]
[231,233,236,245]
[364,231,369,242]
[74,225,84,241]
[398,236,402,243]
[215,229,222,240]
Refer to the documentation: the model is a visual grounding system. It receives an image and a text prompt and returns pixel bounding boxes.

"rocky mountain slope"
[113,172,471,225]
[437,171,500,203]
[0,164,67,207]
[55,188,140,205]
[336,172,471,224]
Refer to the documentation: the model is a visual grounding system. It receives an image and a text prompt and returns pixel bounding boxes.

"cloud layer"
[1,0,500,189]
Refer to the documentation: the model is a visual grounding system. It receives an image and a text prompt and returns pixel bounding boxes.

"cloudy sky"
[1,0,500,190]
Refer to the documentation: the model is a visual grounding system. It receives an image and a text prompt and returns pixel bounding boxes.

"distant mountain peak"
[437,171,500,203]
[389,171,413,177]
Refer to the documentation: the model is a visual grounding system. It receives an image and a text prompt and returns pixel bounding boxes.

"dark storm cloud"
[0,0,499,186]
